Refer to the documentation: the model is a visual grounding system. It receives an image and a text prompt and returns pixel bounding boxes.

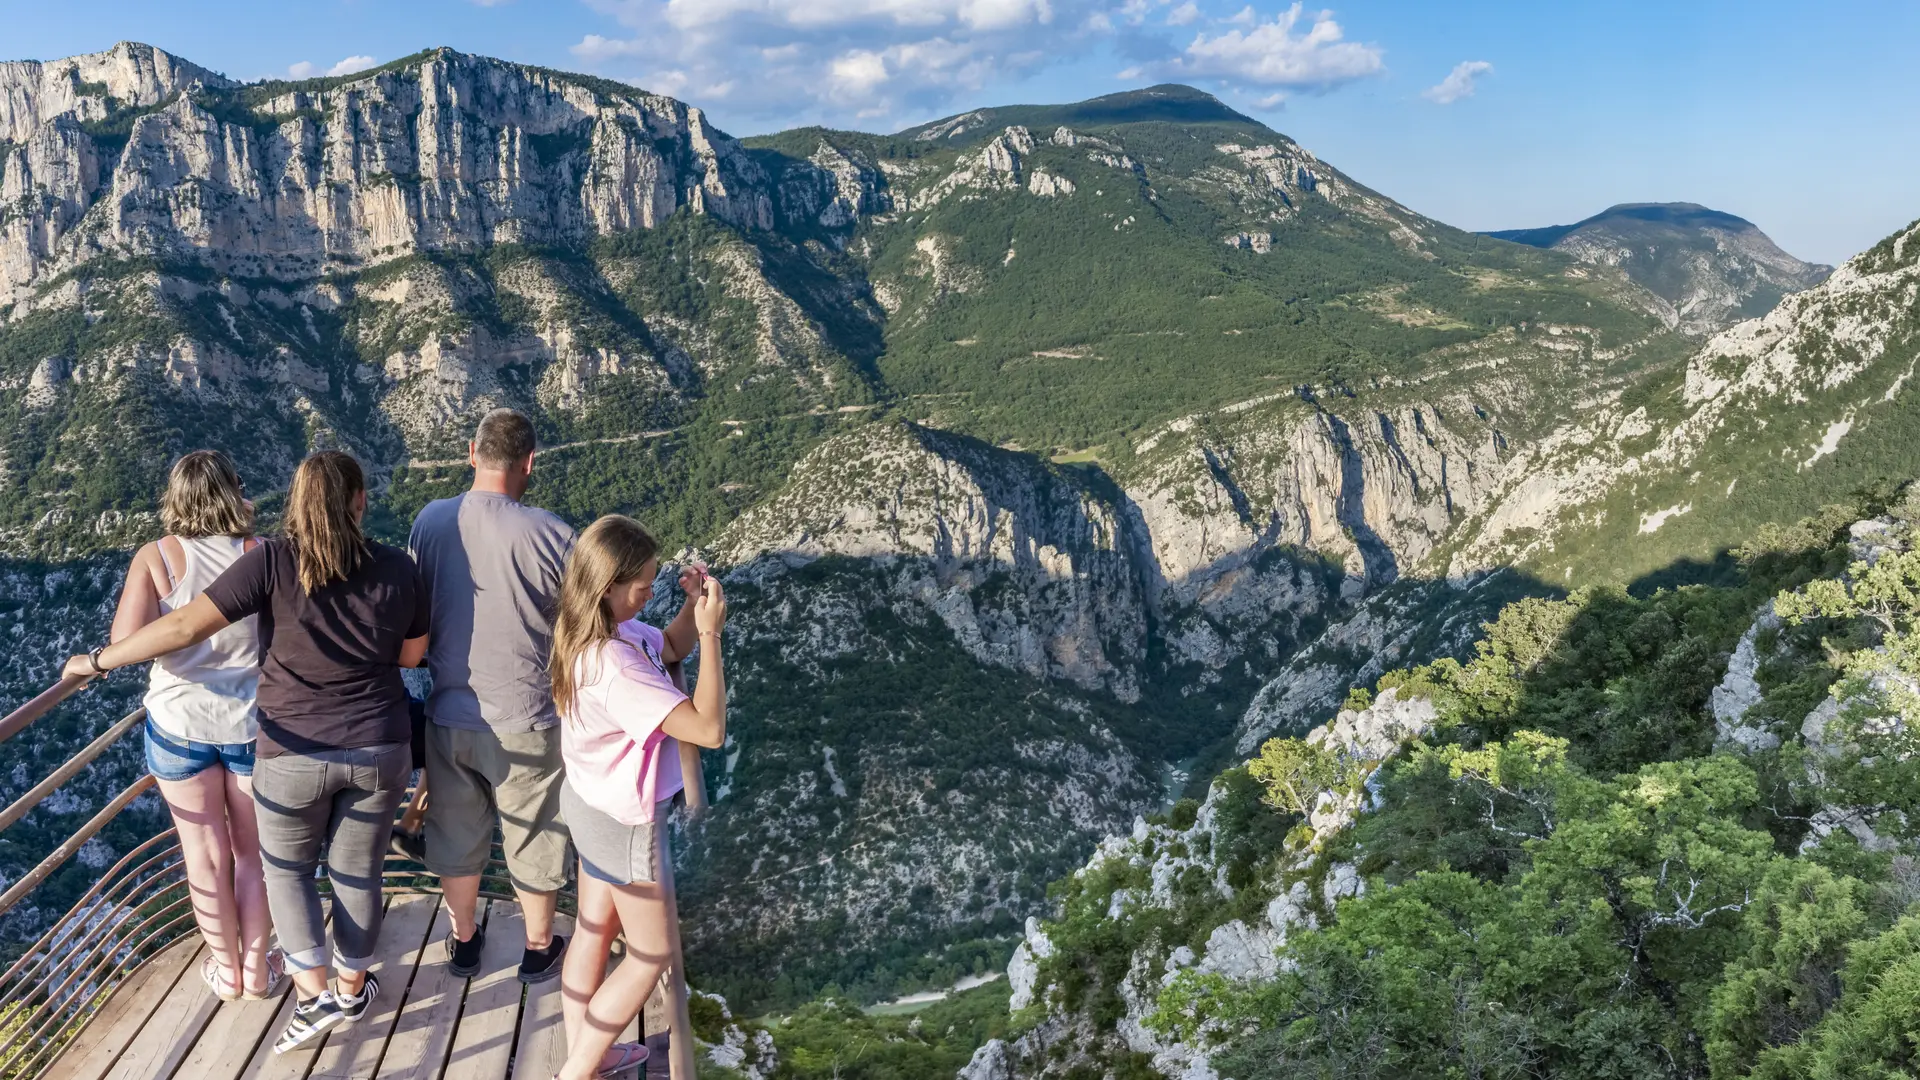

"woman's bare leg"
[557,880,670,1080]
[158,770,243,989]
[224,769,275,994]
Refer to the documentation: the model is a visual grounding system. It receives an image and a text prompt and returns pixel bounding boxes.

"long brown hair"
[550,515,659,721]
[161,450,252,539]
[286,451,368,595]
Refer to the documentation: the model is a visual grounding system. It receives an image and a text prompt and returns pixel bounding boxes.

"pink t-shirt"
[560,620,688,826]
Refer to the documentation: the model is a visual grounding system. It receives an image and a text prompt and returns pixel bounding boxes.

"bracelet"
[87,646,109,675]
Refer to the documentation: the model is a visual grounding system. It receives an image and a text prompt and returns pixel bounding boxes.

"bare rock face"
[1130,397,1505,599]
[715,422,1148,699]
[1712,602,1782,752]
[0,47,783,304]
[0,41,225,142]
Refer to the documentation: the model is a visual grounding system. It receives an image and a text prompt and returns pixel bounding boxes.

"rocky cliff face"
[0,44,803,302]
[1486,202,1832,335]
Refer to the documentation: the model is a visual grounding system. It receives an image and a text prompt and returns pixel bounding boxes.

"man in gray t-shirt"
[407,408,577,985]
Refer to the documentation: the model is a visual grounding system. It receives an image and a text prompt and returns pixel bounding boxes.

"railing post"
[663,659,705,1080]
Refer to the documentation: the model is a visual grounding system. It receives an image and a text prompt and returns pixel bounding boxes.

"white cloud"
[328,55,378,77]
[288,55,379,80]
[1159,3,1383,88]
[573,0,1089,126]
[1423,59,1491,104]
[570,1,1383,129]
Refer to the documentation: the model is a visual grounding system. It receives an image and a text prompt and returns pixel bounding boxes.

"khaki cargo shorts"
[422,723,569,893]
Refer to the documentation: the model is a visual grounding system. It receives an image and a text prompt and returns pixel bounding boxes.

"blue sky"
[3,0,1913,265]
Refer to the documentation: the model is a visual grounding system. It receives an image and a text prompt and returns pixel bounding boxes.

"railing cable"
[0,708,146,833]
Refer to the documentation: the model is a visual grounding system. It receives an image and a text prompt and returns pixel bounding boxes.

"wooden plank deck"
[41,897,671,1080]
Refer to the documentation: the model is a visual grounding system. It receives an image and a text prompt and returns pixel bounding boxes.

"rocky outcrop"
[1712,602,1781,752]
[986,688,1437,1079]
[0,47,803,303]
[0,41,225,142]
[715,422,1148,698]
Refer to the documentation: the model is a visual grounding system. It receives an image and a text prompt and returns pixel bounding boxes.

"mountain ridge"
[1484,200,1831,334]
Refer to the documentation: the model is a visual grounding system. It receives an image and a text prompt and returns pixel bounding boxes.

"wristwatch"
[87,647,109,675]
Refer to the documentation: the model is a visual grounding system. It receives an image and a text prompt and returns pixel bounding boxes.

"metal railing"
[0,668,709,1080]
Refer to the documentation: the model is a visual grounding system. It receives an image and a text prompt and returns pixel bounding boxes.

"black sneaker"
[388,829,426,862]
[446,928,485,979]
[519,935,568,984]
[334,970,380,1021]
[274,993,344,1053]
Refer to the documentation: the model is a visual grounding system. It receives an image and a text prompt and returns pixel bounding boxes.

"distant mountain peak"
[1483,201,1831,334]
[898,83,1261,144]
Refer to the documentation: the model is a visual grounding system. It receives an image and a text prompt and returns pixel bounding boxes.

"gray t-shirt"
[409,491,576,732]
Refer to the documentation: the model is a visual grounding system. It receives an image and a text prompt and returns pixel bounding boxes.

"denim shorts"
[144,717,255,781]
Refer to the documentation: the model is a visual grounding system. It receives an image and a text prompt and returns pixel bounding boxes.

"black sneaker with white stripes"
[274,993,344,1054]
[335,971,380,1021]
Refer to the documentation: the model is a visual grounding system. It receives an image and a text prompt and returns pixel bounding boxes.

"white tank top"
[143,536,262,745]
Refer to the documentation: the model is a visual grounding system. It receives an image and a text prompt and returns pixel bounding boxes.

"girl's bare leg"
[562,867,618,1047]
[556,880,670,1080]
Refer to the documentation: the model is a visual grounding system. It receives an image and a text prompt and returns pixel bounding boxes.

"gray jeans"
[252,743,409,973]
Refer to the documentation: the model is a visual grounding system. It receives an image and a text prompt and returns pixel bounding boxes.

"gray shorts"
[423,723,569,892]
[560,781,662,885]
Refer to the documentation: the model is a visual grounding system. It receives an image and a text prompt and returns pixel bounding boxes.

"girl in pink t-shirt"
[548,515,728,1080]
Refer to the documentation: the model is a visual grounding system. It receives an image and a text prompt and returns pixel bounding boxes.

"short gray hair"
[474,408,537,469]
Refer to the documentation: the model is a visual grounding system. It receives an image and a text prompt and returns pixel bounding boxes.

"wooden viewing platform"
[44,896,669,1080]
[0,676,706,1080]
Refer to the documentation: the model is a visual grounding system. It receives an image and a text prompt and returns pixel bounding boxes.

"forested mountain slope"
[967,482,1920,1080]
[0,43,1898,1025]
[1487,203,1831,335]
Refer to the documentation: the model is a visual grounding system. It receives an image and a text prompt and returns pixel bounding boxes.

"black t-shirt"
[202,537,430,756]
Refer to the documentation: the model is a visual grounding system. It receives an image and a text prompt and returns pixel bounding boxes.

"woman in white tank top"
[109,451,279,1001]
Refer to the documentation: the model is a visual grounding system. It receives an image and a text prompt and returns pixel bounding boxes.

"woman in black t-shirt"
[68,451,429,1054]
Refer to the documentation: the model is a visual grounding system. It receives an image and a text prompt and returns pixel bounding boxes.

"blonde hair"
[550,515,659,722]
[160,450,252,539]
[285,451,368,595]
